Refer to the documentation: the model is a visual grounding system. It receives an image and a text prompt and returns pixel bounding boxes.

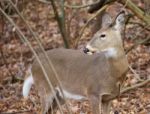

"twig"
[128,65,142,81]
[38,0,91,11]
[0,110,31,114]
[38,0,102,10]
[121,78,150,93]
[64,1,100,9]
[104,78,150,102]
[38,0,51,4]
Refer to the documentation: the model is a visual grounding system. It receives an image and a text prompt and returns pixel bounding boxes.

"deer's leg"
[102,101,110,114]
[41,93,54,114]
[38,89,48,114]
[88,94,102,114]
[38,87,57,114]
[48,90,65,113]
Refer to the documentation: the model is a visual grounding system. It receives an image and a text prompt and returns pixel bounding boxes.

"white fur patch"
[102,48,117,58]
[86,45,98,52]
[23,75,34,98]
[56,87,87,100]
[87,52,93,55]
[86,45,100,55]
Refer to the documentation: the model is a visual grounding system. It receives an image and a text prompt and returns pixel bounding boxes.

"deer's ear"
[101,13,112,28]
[114,11,126,31]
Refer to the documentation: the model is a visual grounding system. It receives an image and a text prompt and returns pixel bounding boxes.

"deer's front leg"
[88,94,102,114]
[47,90,65,114]
[102,101,110,114]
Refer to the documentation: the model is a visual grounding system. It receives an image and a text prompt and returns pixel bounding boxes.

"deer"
[22,11,128,114]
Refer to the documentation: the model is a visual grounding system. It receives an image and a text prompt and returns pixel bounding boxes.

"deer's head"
[84,11,126,57]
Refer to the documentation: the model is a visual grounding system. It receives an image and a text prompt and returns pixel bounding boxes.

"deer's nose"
[83,48,90,53]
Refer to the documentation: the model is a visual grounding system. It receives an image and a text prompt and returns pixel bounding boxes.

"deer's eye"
[99,34,106,40]
[101,34,106,37]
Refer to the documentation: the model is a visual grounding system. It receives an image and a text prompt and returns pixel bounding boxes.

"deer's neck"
[106,47,128,79]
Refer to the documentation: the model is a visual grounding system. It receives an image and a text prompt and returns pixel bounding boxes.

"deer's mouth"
[83,48,95,55]
[83,47,99,55]
[83,44,99,55]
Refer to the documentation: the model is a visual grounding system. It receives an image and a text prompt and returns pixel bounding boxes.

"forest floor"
[0,1,150,114]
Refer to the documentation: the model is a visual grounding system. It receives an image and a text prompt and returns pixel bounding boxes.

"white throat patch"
[102,48,117,58]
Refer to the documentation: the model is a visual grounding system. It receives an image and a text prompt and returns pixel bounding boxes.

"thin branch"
[0,110,31,114]
[38,0,105,10]
[38,0,51,4]
[64,1,100,9]
[128,65,143,81]
[121,78,150,93]
[104,78,150,102]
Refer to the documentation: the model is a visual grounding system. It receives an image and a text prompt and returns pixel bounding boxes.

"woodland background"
[0,0,150,114]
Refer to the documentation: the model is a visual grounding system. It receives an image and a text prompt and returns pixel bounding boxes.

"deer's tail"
[22,66,34,98]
